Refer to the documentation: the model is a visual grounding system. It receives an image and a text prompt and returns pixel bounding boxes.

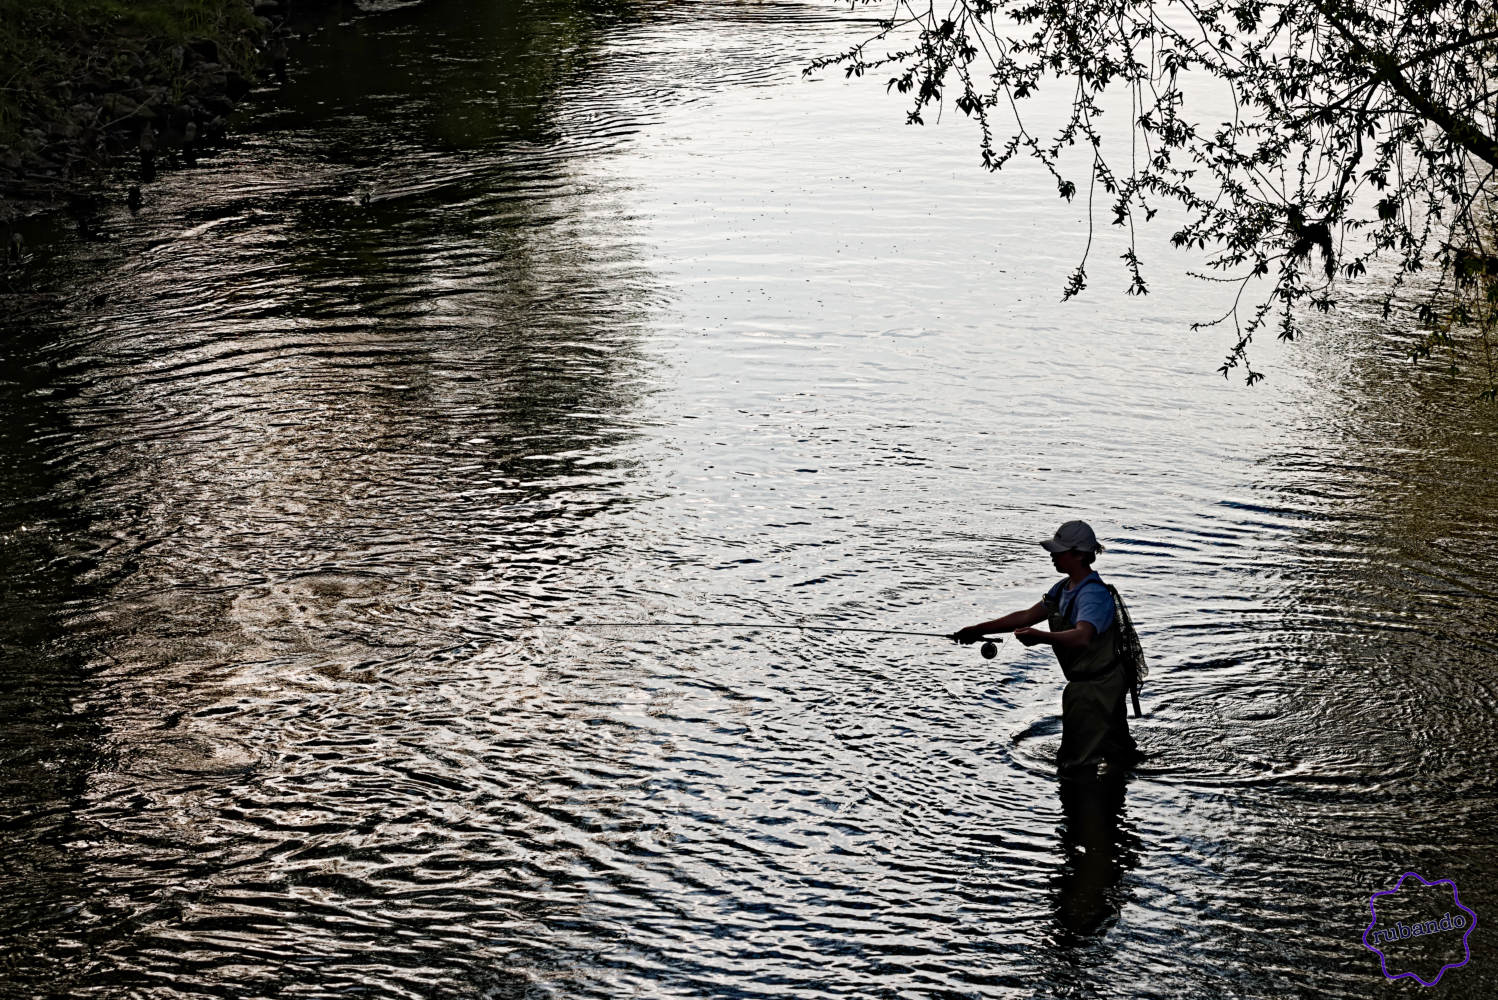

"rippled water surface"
[3,1,1497,997]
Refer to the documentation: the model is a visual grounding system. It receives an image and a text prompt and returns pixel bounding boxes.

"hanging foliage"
[809,0,1498,391]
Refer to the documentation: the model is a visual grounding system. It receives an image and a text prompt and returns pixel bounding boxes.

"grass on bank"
[0,0,260,150]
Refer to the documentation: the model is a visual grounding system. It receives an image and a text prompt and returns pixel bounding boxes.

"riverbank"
[0,0,302,223]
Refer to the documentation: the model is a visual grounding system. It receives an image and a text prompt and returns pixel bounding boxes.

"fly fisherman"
[954,520,1141,775]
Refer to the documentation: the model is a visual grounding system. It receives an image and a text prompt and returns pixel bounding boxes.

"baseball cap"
[1040,520,1104,554]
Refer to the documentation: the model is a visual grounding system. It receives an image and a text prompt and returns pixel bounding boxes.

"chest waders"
[1044,580,1139,771]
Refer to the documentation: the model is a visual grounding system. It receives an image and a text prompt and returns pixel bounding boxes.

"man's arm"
[1015,582,1110,650]
[1013,621,1095,650]
[953,601,1048,643]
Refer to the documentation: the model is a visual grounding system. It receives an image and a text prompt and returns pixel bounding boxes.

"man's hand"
[951,624,991,645]
[1012,626,1048,647]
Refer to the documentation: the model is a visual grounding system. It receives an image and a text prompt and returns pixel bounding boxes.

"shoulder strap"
[1059,575,1108,604]
[1081,577,1112,600]
[1064,577,1112,618]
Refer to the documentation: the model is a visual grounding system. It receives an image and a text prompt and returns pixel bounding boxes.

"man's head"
[1040,520,1103,572]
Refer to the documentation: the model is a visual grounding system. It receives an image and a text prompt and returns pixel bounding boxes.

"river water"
[2,1,1496,997]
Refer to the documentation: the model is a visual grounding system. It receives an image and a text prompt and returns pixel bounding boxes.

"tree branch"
[1318,2,1498,168]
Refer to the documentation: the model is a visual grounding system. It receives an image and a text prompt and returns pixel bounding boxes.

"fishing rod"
[537,621,1007,658]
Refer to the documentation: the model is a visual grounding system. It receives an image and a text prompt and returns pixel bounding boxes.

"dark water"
[2,1,1496,997]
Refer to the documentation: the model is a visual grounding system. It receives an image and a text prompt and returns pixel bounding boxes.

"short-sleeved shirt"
[1044,572,1115,633]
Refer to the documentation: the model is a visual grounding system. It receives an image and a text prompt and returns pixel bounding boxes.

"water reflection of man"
[953,520,1140,776]
[1050,774,1139,943]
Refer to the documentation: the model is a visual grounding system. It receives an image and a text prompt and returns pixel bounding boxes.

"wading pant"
[1059,662,1138,770]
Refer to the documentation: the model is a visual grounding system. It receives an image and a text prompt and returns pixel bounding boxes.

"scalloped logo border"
[1363,871,1476,986]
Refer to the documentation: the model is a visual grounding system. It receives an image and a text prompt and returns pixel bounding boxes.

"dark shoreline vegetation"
[0,0,327,226]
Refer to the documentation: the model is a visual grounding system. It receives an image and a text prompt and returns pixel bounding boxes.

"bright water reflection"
[1,1,1496,998]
